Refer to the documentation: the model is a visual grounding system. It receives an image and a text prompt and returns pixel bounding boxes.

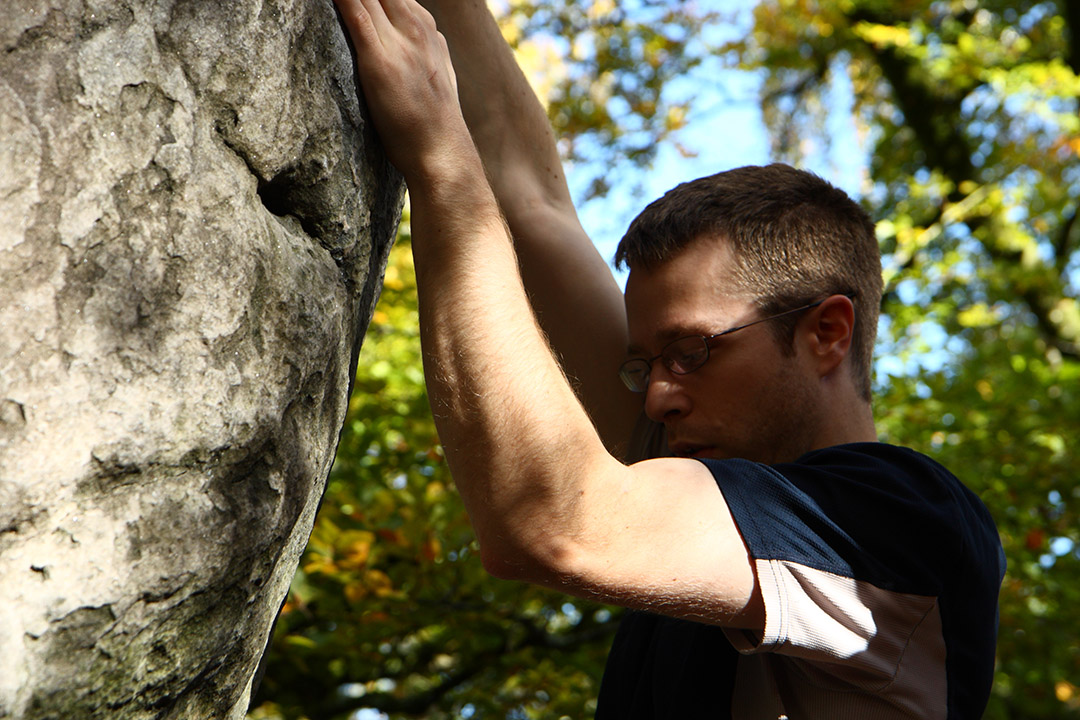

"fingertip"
[333,0,379,51]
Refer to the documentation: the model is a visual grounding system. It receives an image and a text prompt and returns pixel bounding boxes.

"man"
[330,0,1005,717]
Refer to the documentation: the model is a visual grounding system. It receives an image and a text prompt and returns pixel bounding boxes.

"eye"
[618,359,652,392]
[663,337,708,373]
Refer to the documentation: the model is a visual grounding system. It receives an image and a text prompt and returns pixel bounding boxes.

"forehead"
[623,238,751,350]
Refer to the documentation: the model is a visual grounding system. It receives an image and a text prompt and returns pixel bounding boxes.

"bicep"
[512,206,642,456]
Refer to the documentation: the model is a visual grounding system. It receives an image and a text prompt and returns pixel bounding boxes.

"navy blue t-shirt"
[596,443,1004,719]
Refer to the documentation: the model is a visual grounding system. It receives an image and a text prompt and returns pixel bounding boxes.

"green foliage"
[254,1,1080,717]
[498,0,716,198]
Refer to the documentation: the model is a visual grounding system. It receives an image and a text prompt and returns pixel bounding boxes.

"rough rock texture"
[0,0,403,717]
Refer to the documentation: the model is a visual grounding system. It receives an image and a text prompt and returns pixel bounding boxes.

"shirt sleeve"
[699,446,959,691]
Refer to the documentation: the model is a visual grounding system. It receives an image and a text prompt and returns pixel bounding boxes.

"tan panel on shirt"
[724,560,947,719]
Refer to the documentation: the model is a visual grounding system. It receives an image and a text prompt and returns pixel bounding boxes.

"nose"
[643,366,692,423]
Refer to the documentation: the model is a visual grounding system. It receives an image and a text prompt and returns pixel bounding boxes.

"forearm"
[416,0,640,454]
[407,157,615,570]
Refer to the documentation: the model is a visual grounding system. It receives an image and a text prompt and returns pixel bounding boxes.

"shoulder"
[709,441,986,518]
[782,442,964,495]
[785,443,1001,554]
[699,443,1000,595]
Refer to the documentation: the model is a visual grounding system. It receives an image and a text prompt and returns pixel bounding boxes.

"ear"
[801,294,855,379]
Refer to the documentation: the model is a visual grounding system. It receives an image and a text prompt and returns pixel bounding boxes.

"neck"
[809,377,879,451]
[816,400,878,450]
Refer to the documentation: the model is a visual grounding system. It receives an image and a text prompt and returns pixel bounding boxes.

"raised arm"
[414,0,640,457]
[331,0,760,629]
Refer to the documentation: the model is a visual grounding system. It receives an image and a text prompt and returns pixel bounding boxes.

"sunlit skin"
[625,236,876,464]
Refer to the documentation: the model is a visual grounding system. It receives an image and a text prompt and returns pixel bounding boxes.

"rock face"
[0,1,403,717]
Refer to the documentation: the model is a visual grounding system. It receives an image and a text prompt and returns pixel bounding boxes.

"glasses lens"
[619,359,651,392]
[663,336,709,374]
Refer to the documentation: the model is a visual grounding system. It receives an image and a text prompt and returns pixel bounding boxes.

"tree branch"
[1055,206,1077,274]
[1062,0,1080,76]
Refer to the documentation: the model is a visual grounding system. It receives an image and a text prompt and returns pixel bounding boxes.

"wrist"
[399,127,484,194]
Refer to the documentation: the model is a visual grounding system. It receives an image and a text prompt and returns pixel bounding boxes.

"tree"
[495,0,718,199]
[254,1,1080,717]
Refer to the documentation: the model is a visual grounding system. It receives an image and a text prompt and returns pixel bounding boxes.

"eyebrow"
[626,326,711,357]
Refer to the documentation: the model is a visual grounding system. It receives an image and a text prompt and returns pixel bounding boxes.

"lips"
[668,442,715,459]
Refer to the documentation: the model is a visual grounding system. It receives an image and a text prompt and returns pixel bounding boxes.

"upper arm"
[511,204,642,456]
[508,456,764,629]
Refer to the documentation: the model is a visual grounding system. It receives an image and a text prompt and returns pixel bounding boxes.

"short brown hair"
[615,164,882,400]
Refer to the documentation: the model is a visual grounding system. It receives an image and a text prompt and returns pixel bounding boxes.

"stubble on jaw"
[728,353,822,466]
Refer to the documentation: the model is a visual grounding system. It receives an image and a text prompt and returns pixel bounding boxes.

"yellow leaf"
[383,263,405,291]
[853,22,912,50]
[511,39,566,109]
[587,0,615,21]
[957,304,997,328]
[338,530,376,570]
[665,105,688,132]
[497,16,521,47]
[425,481,446,502]
[365,569,395,597]
[344,581,367,604]
[302,556,337,576]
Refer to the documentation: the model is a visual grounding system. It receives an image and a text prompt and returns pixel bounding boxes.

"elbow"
[479,543,528,581]
[478,531,583,586]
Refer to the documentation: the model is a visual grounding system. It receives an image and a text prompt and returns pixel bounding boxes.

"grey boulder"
[0,0,402,717]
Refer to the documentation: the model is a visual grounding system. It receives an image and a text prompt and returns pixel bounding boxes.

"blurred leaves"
[496,0,718,199]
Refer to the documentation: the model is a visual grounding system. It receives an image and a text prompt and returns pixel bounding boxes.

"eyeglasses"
[618,296,849,393]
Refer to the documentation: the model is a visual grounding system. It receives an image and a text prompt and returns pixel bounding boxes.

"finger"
[377,0,442,51]
[333,0,382,53]
[375,0,410,24]
[377,0,433,29]
[436,30,457,95]
[356,0,393,35]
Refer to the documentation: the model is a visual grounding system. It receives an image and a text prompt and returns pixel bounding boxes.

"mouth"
[669,443,716,459]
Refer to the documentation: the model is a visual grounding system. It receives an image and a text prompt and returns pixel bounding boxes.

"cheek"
[763,363,817,417]
[722,354,809,415]
[701,355,770,395]
[686,368,764,422]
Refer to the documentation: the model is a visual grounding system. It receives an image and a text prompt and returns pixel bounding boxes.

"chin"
[668,445,728,461]
[695,448,728,460]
